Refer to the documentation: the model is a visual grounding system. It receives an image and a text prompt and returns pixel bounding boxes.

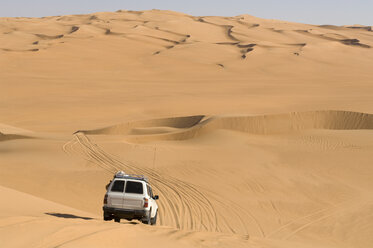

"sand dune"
[80,110,373,141]
[1,10,372,60]
[0,124,33,141]
[1,10,372,134]
[1,9,373,248]
[0,132,30,142]
[44,123,373,247]
[0,185,255,248]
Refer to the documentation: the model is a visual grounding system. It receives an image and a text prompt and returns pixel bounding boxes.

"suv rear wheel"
[141,208,151,225]
[114,217,120,223]
[103,212,112,221]
[150,211,157,225]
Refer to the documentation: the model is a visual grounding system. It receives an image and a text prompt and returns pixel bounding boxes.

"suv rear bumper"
[103,206,147,220]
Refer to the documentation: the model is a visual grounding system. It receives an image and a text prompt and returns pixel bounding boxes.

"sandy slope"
[0,9,373,248]
[0,185,256,248]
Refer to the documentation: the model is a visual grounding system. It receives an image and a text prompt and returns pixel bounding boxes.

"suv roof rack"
[114,171,148,183]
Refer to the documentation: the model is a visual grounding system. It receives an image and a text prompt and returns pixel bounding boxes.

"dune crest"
[80,110,373,142]
[0,124,33,142]
[0,132,30,142]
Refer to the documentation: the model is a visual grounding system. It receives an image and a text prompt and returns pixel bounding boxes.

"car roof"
[113,172,148,182]
[114,175,148,183]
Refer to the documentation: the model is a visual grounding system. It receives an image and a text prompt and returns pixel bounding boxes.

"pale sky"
[1,0,372,26]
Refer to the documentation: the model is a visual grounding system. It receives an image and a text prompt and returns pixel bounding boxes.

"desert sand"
[0,10,373,248]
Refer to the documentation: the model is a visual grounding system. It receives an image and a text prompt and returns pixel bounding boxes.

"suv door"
[108,179,125,208]
[123,180,145,210]
[147,184,157,217]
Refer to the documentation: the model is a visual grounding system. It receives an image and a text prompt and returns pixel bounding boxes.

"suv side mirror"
[154,195,159,200]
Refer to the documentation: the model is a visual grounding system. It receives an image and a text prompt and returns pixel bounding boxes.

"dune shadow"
[45,212,94,220]
[0,133,33,142]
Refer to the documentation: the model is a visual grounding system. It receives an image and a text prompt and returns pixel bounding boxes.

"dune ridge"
[80,110,373,141]
[0,132,30,142]
[0,123,34,141]
[1,10,372,60]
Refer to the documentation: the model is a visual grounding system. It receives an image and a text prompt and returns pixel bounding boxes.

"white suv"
[103,172,159,225]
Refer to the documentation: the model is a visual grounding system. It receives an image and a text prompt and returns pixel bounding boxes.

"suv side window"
[111,180,125,192]
[147,185,153,198]
[125,181,143,194]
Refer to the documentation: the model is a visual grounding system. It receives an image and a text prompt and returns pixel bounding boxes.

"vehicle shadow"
[45,212,94,220]
[122,221,139,225]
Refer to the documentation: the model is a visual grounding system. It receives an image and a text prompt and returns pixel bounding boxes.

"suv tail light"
[143,198,148,208]
[103,194,108,204]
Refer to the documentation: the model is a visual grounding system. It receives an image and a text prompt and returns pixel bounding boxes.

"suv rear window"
[125,181,143,194]
[111,180,125,192]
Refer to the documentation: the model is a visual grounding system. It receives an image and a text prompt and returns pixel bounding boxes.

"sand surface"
[0,10,373,248]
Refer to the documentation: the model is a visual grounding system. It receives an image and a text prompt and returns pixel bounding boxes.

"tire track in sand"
[266,199,358,240]
[63,133,264,236]
[72,133,218,232]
